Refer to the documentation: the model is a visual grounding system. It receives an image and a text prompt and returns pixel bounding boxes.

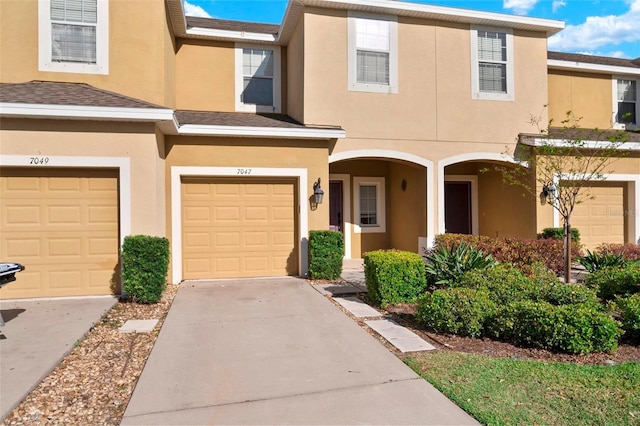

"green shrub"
[424,243,497,287]
[433,233,582,275]
[416,288,496,338]
[364,250,426,307]
[308,230,344,280]
[617,294,640,340]
[488,301,620,354]
[540,282,601,309]
[457,264,541,305]
[539,227,581,243]
[579,249,626,273]
[586,263,640,300]
[121,235,170,304]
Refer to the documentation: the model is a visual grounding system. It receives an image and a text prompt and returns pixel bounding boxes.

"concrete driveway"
[122,277,478,425]
[0,296,117,420]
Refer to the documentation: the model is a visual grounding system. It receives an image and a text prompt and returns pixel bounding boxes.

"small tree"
[499,109,630,283]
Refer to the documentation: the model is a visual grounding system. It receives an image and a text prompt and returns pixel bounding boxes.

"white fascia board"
[301,0,564,34]
[548,59,640,76]
[0,103,175,121]
[528,137,640,151]
[186,27,277,43]
[178,124,346,139]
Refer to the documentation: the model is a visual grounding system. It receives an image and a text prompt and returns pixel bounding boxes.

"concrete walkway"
[122,278,478,425]
[0,296,117,420]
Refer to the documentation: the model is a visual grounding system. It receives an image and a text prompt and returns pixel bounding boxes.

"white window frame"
[353,177,386,233]
[470,26,514,101]
[235,44,282,113]
[347,12,398,94]
[612,76,639,130]
[38,0,109,75]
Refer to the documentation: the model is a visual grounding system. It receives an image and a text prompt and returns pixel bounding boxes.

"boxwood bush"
[617,294,640,340]
[308,230,344,280]
[121,235,170,304]
[538,227,581,243]
[586,263,640,300]
[364,250,426,307]
[416,288,496,338]
[487,301,620,354]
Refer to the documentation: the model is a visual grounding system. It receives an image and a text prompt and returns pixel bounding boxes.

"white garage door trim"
[0,155,131,245]
[552,173,640,245]
[171,166,309,283]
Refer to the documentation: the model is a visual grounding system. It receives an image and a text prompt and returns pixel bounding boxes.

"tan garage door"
[182,178,297,279]
[571,182,626,250]
[0,168,119,299]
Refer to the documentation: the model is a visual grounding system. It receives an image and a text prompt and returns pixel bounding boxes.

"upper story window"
[38,0,109,75]
[614,78,638,128]
[235,45,281,113]
[470,26,514,101]
[348,13,398,94]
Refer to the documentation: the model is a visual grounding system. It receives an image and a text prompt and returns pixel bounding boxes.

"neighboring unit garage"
[0,168,119,299]
[181,177,297,279]
[570,182,626,250]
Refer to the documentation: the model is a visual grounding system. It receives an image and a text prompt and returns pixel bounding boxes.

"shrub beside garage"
[308,230,344,280]
[121,235,170,304]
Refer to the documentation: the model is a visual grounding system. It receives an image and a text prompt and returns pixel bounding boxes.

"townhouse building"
[1,0,638,299]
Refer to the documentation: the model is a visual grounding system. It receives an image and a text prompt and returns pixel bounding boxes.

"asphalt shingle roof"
[0,81,168,109]
[548,51,640,69]
[175,110,342,130]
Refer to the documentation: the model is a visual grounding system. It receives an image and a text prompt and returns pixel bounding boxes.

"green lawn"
[405,352,640,426]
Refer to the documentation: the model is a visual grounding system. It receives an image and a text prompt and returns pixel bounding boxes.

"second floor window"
[38,0,108,74]
[235,44,281,113]
[242,48,274,107]
[348,13,398,94]
[471,26,514,101]
[616,79,637,126]
[51,0,97,63]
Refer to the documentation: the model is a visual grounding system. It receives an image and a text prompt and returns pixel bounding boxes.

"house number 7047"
[237,168,252,175]
[29,157,50,165]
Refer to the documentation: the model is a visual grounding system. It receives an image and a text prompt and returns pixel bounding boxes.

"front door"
[444,181,472,234]
[329,181,343,232]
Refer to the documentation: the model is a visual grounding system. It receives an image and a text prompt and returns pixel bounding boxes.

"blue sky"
[183,0,640,59]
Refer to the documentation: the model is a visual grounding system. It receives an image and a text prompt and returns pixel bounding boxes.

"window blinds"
[355,18,390,85]
[477,30,507,93]
[50,0,97,63]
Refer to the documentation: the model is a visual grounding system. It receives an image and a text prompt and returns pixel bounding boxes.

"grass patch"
[405,352,640,426]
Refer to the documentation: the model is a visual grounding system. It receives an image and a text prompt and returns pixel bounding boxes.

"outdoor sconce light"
[540,183,557,205]
[311,178,324,211]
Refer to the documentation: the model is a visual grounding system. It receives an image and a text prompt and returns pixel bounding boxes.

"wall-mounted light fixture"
[540,183,557,205]
[311,178,324,211]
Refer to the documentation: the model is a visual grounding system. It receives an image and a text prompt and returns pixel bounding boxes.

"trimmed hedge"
[121,235,170,304]
[416,288,496,338]
[538,227,581,243]
[364,250,426,306]
[457,264,600,308]
[487,301,621,354]
[617,294,640,340]
[586,263,640,300]
[433,233,582,275]
[308,230,344,280]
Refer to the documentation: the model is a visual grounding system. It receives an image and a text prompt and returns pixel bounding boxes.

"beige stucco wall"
[0,118,167,237]
[548,70,613,130]
[302,9,547,149]
[287,17,305,122]
[175,40,235,111]
[389,162,428,252]
[164,137,330,272]
[0,0,174,107]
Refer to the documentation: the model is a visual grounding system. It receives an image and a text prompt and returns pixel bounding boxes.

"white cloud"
[552,0,566,13]
[183,0,212,18]
[503,0,539,15]
[548,0,640,55]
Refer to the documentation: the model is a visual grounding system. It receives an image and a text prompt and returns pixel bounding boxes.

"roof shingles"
[548,51,640,69]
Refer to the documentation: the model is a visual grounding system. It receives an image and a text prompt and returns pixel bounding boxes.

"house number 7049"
[29,157,50,165]
[237,168,252,175]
